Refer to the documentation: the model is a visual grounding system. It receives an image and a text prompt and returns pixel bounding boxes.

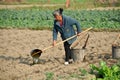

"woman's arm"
[53,24,58,46]
[69,17,81,34]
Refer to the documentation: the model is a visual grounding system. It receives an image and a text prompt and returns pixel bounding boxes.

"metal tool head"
[30,49,42,58]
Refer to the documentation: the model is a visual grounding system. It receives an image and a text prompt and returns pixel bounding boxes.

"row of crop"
[0,9,120,30]
[64,9,120,29]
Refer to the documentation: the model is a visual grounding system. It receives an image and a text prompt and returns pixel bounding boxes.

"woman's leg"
[64,42,72,62]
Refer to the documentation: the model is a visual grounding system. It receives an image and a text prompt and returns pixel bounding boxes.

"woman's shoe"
[64,62,69,65]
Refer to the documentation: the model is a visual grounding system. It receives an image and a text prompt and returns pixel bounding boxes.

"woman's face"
[54,15,62,21]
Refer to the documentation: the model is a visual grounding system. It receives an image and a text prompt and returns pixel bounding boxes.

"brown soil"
[0,29,120,80]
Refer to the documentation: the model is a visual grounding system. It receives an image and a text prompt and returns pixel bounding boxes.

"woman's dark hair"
[59,8,63,15]
[53,8,64,16]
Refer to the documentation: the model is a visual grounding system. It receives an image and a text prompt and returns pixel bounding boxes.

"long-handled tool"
[70,32,88,49]
[30,27,93,58]
[82,33,90,49]
[112,34,120,46]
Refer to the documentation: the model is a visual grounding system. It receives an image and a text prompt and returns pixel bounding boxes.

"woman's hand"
[53,40,56,46]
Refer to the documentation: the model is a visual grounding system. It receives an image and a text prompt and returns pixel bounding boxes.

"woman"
[52,8,81,65]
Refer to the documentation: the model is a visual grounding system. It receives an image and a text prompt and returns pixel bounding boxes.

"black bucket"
[112,45,120,59]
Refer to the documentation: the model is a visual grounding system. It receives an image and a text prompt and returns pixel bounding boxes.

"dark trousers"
[64,42,72,62]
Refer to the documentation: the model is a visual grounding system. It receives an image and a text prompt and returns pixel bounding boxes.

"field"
[0,29,120,80]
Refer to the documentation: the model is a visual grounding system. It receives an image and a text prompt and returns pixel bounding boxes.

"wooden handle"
[42,27,93,52]
[70,33,88,49]
[42,45,53,52]
[82,33,90,49]
[113,34,120,45]
[42,34,77,51]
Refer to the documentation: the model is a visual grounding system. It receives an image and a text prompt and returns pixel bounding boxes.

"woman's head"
[53,8,63,21]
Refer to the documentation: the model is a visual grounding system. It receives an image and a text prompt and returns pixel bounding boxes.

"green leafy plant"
[79,68,88,76]
[45,72,54,80]
[90,61,120,80]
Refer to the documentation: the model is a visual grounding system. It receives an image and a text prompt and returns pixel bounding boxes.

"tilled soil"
[0,29,120,80]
